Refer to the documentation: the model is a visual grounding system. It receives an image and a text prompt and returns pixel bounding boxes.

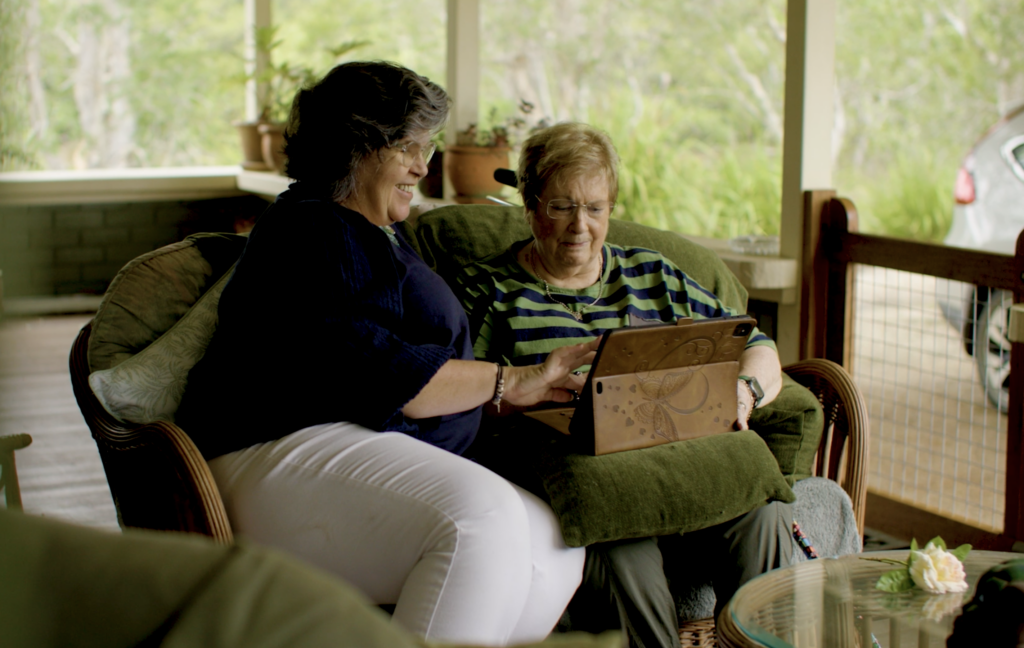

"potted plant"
[233,26,285,172]
[235,27,368,174]
[445,102,547,203]
[417,133,446,199]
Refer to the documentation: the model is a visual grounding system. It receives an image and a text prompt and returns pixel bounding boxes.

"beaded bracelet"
[793,521,819,559]
[491,364,506,412]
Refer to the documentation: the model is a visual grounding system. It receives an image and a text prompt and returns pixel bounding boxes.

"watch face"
[742,376,764,405]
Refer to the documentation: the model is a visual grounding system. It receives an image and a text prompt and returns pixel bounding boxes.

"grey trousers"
[563,501,796,648]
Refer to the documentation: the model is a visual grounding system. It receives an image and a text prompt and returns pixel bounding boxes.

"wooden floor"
[0,313,119,530]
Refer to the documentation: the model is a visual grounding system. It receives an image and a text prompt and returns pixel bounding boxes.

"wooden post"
[1006,229,1024,539]
[800,189,835,361]
[800,193,856,368]
[822,198,857,369]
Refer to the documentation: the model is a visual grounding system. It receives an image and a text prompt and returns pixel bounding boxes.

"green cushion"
[750,374,825,485]
[88,232,246,373]
[533,430,795,547]
[404,204,749,313]
[0,509,621,648]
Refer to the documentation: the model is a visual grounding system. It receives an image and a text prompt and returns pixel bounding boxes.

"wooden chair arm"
[783,358,870,534]
[70,323,232,543]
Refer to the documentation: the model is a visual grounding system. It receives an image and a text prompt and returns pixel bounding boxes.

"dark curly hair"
[283,61,450,202]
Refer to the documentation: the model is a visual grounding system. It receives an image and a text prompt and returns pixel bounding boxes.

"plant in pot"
[235,27,368,174]
[417,132,446,199]
[254,58,315,174]
[445,102,547,203]
[233,26,285,171]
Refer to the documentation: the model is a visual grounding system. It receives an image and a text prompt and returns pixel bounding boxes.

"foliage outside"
[1,0,1021,242]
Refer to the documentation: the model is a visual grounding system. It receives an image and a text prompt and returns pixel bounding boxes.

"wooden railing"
[801,189,1024,548]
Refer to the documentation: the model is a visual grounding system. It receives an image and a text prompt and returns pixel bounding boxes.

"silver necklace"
[529,242,604,321]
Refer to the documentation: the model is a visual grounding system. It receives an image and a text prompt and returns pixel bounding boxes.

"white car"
[938,106,1024,414]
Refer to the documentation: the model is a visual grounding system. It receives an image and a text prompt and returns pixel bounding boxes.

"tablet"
[524,315,755,455]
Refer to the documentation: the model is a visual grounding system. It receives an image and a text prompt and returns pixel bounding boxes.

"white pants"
[208,422,585,646]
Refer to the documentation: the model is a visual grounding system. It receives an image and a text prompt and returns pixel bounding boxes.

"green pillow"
[749,374,825,486]
[533,430,795,548]
[0,509,621,648]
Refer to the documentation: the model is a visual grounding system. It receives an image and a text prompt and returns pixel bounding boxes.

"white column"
[776,0,837,365]
[244,0,272,123]
[444,0,480,198]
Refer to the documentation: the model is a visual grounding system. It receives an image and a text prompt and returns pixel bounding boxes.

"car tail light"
[954,166,975,204]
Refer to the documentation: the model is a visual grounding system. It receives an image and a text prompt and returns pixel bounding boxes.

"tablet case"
[524,315,756,455]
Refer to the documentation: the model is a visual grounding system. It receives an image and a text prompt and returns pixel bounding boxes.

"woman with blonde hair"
[458,122,794,648]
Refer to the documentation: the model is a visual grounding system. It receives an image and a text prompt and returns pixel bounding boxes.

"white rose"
[909,543,968,594]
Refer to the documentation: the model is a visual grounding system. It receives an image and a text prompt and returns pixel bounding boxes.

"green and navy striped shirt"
[456,240,775,367]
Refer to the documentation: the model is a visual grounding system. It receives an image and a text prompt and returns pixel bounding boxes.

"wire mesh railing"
[802,191,1023,543]
[852,267,1008,531]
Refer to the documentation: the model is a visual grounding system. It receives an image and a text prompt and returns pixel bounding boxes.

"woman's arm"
[734,344,783,430]
[403,338,599,419]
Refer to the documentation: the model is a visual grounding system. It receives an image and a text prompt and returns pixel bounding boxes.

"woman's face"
[348,132,432,226]
[529,172,612,279]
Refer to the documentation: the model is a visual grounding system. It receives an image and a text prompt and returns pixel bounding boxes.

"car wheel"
[973,288,1011,414]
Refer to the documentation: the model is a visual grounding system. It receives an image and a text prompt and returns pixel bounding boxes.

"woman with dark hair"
[176,61,596,646]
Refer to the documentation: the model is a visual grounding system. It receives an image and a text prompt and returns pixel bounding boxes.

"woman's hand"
[503,338,601,407]
[732,345,783,430]
[734,380,756,430]
[402,338,599,419]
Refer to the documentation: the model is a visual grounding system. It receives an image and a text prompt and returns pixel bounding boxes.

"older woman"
[456,122,795,648]
[175,63,598,647]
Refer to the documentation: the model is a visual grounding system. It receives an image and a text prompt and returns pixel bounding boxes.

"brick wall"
[0,195,267,297]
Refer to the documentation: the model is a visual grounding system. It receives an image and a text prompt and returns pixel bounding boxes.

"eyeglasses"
[542,198,615,220]
[394,140,436,166]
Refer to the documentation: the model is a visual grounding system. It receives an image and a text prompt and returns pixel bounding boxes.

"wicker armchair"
[69,233,245,543]
[70,325,232,542]
[681,357,869,647]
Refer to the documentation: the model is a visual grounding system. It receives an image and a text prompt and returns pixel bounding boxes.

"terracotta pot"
[258,122,288,174]
[444,146,511,198]
[234,121,271,171]
[417,150,444,199]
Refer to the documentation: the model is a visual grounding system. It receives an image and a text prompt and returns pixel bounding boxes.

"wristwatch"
[738,375,764,409]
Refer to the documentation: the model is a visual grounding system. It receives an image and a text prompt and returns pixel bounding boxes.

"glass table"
[717,550,1015,648]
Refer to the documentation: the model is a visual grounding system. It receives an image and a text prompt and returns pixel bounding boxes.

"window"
[0,0,444,172]
[479,0,787,239]
[832,0,1023,242]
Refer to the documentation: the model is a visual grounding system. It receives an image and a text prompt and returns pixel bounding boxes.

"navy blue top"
[176,184,482,459]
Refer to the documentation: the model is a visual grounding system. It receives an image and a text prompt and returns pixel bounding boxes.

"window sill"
[0,167,798,295]
[0,166,246,206]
